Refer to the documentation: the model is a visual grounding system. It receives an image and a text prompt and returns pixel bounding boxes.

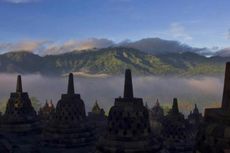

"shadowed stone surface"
[0,134,22,153]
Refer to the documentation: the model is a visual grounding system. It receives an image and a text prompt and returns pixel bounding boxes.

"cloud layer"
[0,38,115,55]
[44,38,114,55]
[0,37,227,57]
[0,40,50,54]
[0,74,223,114]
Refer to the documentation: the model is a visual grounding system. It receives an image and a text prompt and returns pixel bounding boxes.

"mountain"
[0,51,43,73]
[214,47,230,57]
[121,38,205,55]
[0,47,228,76]
[42,47,177,75]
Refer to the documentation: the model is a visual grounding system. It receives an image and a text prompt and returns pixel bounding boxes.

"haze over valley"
[0,73,223,115]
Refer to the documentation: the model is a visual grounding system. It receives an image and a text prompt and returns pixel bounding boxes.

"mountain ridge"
[0,47,228,76]
[121,38,204,54]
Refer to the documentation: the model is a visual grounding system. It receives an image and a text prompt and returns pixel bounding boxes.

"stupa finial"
[123,69,133,98]
[16,75,23,93]
[67,73,75,94]
[172,98,179,113]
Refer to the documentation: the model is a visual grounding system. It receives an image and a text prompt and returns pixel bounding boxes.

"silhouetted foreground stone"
[0,69,215,153]
[88,101,107,140]
[1,75,39,132]
[0,75,40,153]
[188,104,203,126]
[95,69,162,153]
[161,98,195,153]
[149,99,164,135]
[41,73,95,152]
[196,62,230,153]
[38,99,55,124]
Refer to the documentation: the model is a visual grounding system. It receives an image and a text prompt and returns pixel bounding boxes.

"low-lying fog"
[0,74,224,115]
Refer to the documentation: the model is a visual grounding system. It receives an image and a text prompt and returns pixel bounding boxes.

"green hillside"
[0,47,227,76]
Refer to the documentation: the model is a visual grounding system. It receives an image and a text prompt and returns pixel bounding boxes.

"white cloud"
[44,38,114,55]
[170,22,193,41]
[2,0,39,3]
[0,40,50,54]
[0,38,115,55]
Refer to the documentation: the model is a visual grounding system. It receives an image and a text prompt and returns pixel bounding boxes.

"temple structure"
[149,99,164,135]
[88,101,107,139]
[89,100,105,116]
[187,104,203,126]
[38,99,55,123]
[41,73,95,153]
[96,69,161,153]
[150,99,164,121]
[196,62,230,153]
[1,75,39,133]
[0,75,40,153]
[161,98,194,153]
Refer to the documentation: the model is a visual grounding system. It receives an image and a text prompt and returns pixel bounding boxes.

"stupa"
[96,69,161,153]
[150,99,164,121]
[0,75,40,153]
[89,101,105,116]
[196,62,230,153]
[41,73,95,152]
[149,99,164,135]
[161,98,194,153]
[88,101,107,139]
[187,104,203,125]
[0,75,39,133]
[38,100,55,123]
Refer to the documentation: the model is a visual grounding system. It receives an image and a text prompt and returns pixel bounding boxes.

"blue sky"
[0,0,229,52]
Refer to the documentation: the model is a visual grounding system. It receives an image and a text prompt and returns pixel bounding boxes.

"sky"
[0,0,230,53]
